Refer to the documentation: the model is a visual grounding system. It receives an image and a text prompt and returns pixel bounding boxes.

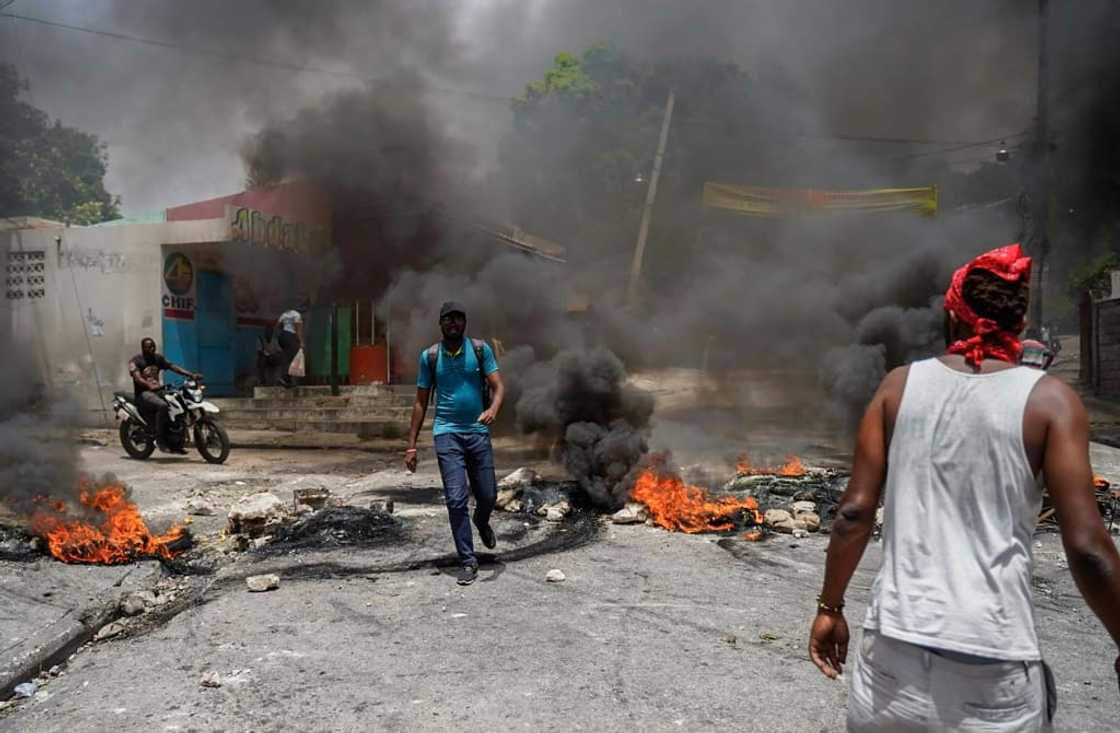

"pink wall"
[165,180,330,227]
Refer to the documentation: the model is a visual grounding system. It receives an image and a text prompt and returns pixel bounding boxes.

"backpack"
[426,338,491,410]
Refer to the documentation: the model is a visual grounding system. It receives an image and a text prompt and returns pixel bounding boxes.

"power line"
[0,10,1034,153]
[0,11,511,101]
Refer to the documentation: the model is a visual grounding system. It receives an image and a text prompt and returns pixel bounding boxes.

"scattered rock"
[94,621,126,641]
[496,468,537,511]
[185,499,215,516]
[611,502,649,525]
[246,574,280,592]
[790,501,817,516]
[539,500,571,522]
[792,528,810,539]
[48,666,61,677]
[875,507,885,528]
[293,487,331,511]
[764,508,798,533]
[798,512,821,532]
[119,590,157,616]
[499,467,538,489]
[545,569,566,583]
[200,671,222,688]
[228,492,287,537]
[251,535,273,550]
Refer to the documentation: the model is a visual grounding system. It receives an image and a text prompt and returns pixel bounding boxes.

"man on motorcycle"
[128,337,200,453]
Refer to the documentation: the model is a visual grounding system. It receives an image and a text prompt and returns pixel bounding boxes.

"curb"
[0,603,117,700]
[0,562,162,700]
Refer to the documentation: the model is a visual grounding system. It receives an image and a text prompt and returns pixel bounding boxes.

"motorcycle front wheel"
[119,419,155,460]
[193,419,231,464]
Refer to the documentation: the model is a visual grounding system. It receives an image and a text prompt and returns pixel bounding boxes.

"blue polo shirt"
[417,337,499,436]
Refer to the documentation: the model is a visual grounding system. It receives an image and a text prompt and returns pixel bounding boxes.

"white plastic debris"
[13,682,37,698]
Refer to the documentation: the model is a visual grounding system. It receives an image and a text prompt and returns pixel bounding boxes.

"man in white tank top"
[808,244,1120,731]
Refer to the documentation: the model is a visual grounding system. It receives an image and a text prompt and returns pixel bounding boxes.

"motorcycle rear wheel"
[119,420,155,460]
[194,419,231,464]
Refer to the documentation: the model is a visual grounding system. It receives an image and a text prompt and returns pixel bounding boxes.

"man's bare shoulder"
[1028,374,1086,421]
[878,365,910,400]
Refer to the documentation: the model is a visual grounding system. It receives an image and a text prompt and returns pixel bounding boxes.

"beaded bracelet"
[816,596,844,614]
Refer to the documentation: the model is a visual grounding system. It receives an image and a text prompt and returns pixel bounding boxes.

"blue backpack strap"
[471,338,491,409]
[425,344,439,404]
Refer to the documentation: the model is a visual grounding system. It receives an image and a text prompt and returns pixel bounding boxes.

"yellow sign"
[702,183,938,217]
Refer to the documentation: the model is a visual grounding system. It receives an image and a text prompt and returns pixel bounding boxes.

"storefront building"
[1,182,330,424]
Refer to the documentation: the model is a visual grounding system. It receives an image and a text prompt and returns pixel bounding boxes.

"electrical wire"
[0,9,1038,155]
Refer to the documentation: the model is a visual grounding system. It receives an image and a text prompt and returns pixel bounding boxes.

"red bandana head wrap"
[944,243,1032,368]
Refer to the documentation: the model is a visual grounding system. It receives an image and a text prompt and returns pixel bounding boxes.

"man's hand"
[478,408,498,426]
[404,448,418,473]
[809,611,849,679]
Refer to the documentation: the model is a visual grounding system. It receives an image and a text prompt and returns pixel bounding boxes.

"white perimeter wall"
[1,219,227,425]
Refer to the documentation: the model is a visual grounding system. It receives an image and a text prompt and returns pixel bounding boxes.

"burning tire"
[193,419,231,464]
[119,419,155,460]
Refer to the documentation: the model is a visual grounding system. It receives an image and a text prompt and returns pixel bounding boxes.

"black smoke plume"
[514,349,654,510]
[0,348,80,513]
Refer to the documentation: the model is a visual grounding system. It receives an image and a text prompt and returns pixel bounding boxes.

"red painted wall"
[165,180,330,227]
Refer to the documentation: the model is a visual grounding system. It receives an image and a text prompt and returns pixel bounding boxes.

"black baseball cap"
[439,301,466,319]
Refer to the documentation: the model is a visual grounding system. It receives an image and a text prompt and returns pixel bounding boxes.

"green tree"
[500,45,810,280]
[0,64,121,224]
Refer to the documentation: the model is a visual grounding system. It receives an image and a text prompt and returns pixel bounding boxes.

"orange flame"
[736,452,807,478]
[1093,475,1111,491]
[631,466,764,533]
[30,480,187,564]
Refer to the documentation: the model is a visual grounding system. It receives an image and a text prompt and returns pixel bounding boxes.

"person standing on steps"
[405,301,505,586]
[276,301,306,388]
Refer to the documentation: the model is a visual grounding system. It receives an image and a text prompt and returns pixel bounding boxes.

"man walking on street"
[808,244,1120,730]
[405,301,505,586]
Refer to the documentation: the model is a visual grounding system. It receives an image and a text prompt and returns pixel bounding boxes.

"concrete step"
[252,384,415,399]
[218,417,430,437]
[254,385,361,398]
[218,406,414,422]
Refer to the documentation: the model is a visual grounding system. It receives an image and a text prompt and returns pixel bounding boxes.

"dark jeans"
[434,432,497,566]
[137,391,168,438]
[278,331,301,386]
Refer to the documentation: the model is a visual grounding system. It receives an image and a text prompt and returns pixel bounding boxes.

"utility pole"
[1028,0,1050,328]
[626,90,675,307]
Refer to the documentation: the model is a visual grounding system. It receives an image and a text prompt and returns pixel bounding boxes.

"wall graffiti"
[86,308,105,337]
[58,248,129,274]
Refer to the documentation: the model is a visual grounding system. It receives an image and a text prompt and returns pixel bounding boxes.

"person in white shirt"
[276,303,305,387]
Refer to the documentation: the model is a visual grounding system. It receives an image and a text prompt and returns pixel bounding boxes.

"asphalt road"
[1,439,1118,731]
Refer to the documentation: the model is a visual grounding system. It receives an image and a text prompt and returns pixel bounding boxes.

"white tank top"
[863,357,1046,661]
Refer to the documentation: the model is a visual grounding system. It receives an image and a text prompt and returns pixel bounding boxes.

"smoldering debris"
[515,349,654,510]
[259,506,402,552]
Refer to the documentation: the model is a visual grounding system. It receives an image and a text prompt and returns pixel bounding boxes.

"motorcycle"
[112,378,231,464]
